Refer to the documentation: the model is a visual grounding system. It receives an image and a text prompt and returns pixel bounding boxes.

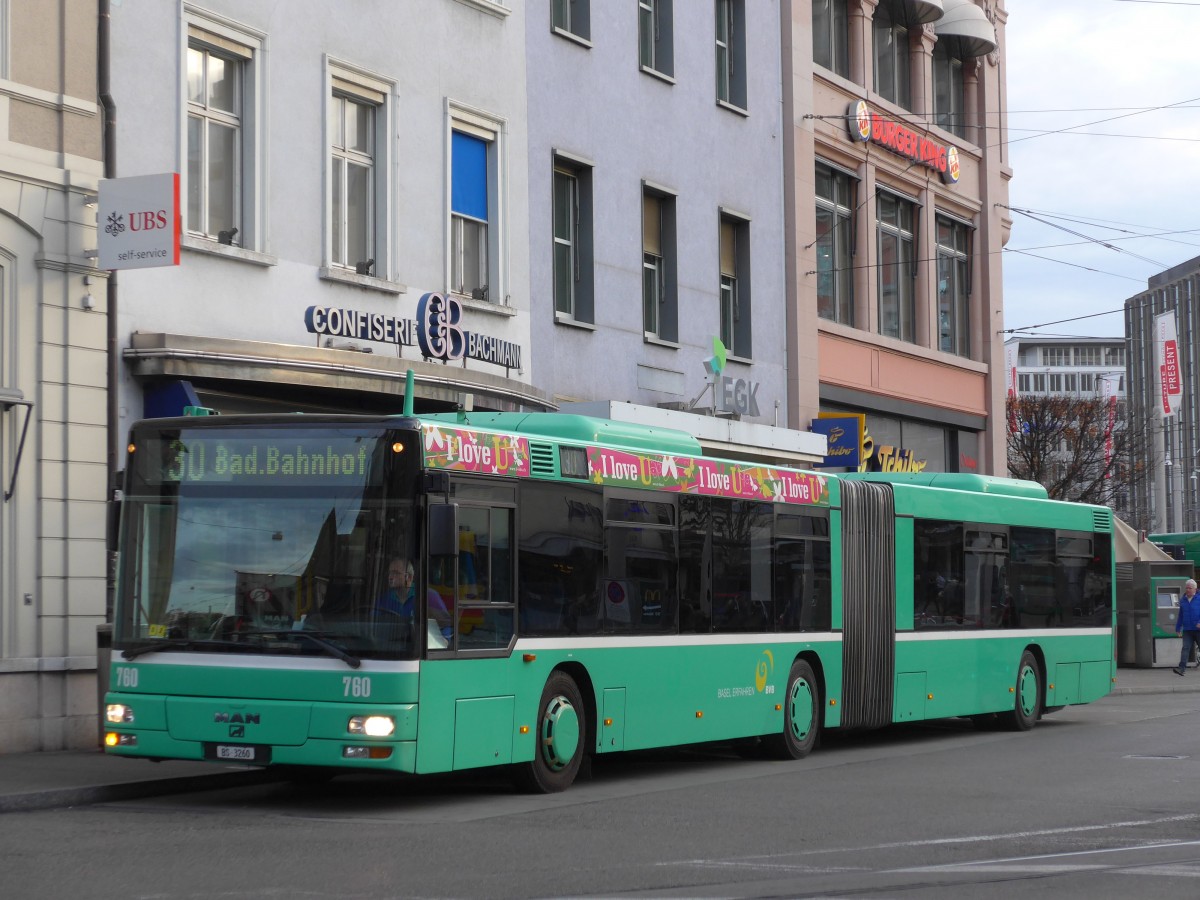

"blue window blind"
[452,131,488,221]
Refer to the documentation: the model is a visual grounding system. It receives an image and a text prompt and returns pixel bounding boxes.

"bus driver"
[377,557,453,640]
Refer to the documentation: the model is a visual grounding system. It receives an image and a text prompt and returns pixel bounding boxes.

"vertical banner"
[1101,376,1117,477]
[1005,343,1020,433]
[1156,311,1182,417]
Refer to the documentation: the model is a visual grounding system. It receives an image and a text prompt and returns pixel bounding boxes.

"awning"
[903,0,944,26]
[934,0,997,58]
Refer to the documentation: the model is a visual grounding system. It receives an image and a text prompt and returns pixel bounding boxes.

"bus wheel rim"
[789,677,814,740]
[540,695,580,771]
[1018,665,1037,715]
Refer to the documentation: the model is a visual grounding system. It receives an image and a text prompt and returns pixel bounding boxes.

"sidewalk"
[0,665,1196,814]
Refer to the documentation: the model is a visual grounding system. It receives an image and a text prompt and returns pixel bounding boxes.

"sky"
[1001,0,1200,340]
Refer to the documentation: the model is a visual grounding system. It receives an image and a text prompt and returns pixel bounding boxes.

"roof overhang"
[124,332,555,413]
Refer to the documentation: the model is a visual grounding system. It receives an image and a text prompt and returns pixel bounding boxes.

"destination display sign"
[141,430,387,485]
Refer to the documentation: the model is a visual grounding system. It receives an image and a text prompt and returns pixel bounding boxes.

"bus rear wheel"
[1000,650,1042,731]
[513,671,586,793]
[764,659,820,760]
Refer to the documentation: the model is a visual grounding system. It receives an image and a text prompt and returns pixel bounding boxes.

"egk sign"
[847,100,960,185]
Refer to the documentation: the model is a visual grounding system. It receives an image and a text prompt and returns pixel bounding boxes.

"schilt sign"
[98,173,181,270]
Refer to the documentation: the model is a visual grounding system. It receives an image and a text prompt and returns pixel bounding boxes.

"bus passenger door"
[429,485,516,653]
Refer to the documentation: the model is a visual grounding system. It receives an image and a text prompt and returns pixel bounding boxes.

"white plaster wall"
[109,0,531,430]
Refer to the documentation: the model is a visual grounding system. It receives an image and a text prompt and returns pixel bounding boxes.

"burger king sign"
[846,100,960,185]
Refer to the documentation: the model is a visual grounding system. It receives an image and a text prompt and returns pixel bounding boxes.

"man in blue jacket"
[1174,579,1200,676]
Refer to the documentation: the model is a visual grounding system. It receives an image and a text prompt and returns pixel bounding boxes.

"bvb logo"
[416,292,466,362]
[755,649,774,693]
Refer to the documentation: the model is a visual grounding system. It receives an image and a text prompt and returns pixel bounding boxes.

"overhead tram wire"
[1003,206,1172,267]
[1002,307,1127,336]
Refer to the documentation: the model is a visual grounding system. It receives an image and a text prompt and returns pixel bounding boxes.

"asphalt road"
[6,690,1200,899]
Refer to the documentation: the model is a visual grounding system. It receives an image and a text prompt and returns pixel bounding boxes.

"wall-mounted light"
[82,293,96,310]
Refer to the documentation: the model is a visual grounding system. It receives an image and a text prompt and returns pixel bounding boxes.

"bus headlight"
[347,715,395,737]
[105,704,134,724]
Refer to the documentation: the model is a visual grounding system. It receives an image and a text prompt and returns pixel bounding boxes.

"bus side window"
[518,482,603,636]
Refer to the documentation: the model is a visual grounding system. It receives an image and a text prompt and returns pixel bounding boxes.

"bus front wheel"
[764,659,820,760]
[513,671,586,793]
[1000,650,1042,731]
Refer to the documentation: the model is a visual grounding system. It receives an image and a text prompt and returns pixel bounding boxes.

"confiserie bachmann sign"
[846,100,960,185]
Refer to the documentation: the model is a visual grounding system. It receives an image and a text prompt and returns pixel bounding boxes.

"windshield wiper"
[121,639,248,660]
[244,630,362,669]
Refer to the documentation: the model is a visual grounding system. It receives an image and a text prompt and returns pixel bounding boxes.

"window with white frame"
[1075,345,1102,366]
[873,0,911,109]
[638,0,674,77]
[813,0,849,78]
[643,187,677,342]
[185,17,262,248]
[876,190,915,343]
[553,154,594,323]
[1042,346,1069,366]
[936,215,971,357]
[816,162,855,326]
[449,112,501,302]
[331,94,375,269]
[719,212,751,358]
[552,0,590,40]
[715,0,746,108]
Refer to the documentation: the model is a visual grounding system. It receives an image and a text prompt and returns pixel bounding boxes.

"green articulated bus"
[104,406,1115,792]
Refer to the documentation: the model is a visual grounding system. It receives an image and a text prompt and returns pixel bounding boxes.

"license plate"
[215,745,256,761]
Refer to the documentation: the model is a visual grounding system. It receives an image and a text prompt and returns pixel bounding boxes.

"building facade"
[1003,335,1128,516]
[0,0,106,752]
[527,2,797,433]
[109,0,542,426]
[1126,254,1200,534]
[786,0,1010,475]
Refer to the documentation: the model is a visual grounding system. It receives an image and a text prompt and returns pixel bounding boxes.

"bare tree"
[1005,394,1154,519]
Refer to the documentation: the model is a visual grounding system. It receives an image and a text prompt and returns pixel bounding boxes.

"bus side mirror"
[428,503,458,557]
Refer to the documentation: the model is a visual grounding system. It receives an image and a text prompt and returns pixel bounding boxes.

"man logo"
[229,725,245,738]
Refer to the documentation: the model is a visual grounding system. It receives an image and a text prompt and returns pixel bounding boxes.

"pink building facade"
[785,0,1010,475]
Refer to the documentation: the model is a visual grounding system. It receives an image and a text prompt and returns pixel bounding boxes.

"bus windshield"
[114,422,422,661]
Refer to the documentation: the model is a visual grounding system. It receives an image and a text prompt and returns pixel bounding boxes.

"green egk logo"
[704,337,761,417]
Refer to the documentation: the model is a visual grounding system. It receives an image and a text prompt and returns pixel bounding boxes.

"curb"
[0,768,278,814]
